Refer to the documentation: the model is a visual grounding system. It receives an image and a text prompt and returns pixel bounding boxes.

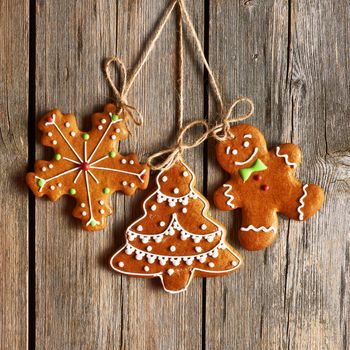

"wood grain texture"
[1,0,349,349]
[206,1,350,349]
[0,0,29,349]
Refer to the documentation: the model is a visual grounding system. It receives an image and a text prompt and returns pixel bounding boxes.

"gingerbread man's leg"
[238,207,279,251]
[161,268,194,293]
[279,183,324,222]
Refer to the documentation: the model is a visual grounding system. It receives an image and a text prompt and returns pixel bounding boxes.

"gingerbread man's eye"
[243,141,250,148]
[231,149,238,155]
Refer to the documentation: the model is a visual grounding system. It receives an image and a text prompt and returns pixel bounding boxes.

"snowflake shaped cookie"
[26,104,150,231]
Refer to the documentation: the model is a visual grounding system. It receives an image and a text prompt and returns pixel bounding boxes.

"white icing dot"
[101,118,107,124]
[41,167,47,172]
[195,247,202,253]
[232,149,238,155]
[182,208,188,214]
[130,183,135,188]
[243,141,250,148]
[144,266,150,272]
[167,269,174,276]
[57,183,62,188]
[118,261,124,267]
[129,160,134,165]
[50,185,55,190]
[99,200,104,205]
[151,204,157,211]
[201,224,207,230]
[99,209,105,214]
[170,246,176,252]
[52,140,57,145]
[98,125,103,130]
[121,159,127,164]
[116,128,120,133]
[65,122,70,127]
[111,135,117,140]
[48,164,53,169]
[70,131,76,137]
[231,261,238,266]
[168,201,176,207]
[161,176,168,182]
[183,171,189,177]
[82,211,87,216]
[159,221,166,227]
[81,203,86,208]
[122,181,128,186]
[173,188,180,194]
[137,225,143,232]
[208,262,215,268]
[47,132,53,137]
[146,246,152,252]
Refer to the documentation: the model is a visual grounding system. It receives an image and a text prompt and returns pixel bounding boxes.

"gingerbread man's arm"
[271,143,302,170]
[213,181,242,211]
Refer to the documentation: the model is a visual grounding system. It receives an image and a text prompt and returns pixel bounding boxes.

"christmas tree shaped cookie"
[26,104,150,231]
[110,159,242,293]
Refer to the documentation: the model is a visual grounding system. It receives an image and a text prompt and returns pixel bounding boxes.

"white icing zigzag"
[124,241,227,266]
[276,146,297,168]
[240,225,277,233]
[156,190,197,207]
[222,184,235,209]
[127,213,223,243]
[297,184,308,220]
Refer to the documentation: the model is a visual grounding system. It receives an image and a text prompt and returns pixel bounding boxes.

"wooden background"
[1,0,349,349]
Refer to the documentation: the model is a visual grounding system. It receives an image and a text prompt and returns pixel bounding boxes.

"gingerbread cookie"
[26,104,150,231]
[110,159,242,293]
[214,124,324,251]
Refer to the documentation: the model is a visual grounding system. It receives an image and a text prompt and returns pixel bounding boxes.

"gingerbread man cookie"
[26,104,150,231]
[214,124,324,251]
[111,159,242,293]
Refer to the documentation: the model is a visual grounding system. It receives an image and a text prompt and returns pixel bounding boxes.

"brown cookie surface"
[111,158,242,293]
[26,104,150,231]
[214,124,325,251]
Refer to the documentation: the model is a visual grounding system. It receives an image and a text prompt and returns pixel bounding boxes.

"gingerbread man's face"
[215,124,268,174]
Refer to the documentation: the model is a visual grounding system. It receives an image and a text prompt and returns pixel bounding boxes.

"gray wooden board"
[0,0,29,349]
[0,0,349,349]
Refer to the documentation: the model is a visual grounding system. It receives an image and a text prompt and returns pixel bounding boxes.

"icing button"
[254,174,262,181]
[261,184,270,191]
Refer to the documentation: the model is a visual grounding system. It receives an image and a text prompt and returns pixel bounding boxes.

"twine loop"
[104,56,143,126]
[147,120,210,170]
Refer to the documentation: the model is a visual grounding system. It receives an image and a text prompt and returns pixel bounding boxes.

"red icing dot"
[81,162,90,171]
[141,173,146,180]
[47,117,54,123]
[261,184,270,191]
[254,175,262,181]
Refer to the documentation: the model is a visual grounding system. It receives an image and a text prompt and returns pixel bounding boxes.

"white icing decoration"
[222,184,235,208]
[50,185,55,190]
[111,135,117,140]
[48,164,53,169]
[162,176,168,182]
[99,200,104,205]
[98,125,103,130]
[70,131,76,137]
[232,149,238,155]
[146,246,152,252]
[129,160,134,165]
[170,246,176,252]
[243,141,250,148]
[276,146,297,168]
[183,171,188,177]
[99,209,105,214]
[234,147,258,165]
[48,132,53,137]
[195,247,202,253]
[110,159,242,293]
[297,184,308,220]
[81,203,86,208]
[89,166,147,183]
[244,134,252,138]
[182,208,187,213]
[52,140,57,145]
[137,225,143,232]
[159,221,166,227]
[156,190,197,206]
[167,269,174,276]
[41,167,47,172]
[201,224,207,230]
[225,146,231,155]
[173,188,180,194]
[101,119,106,124]
[118,262,124,267]
[84,171,100,227]
[65,122,70,128]
[144,266,150,272]
[231,261,238,266]
[151,204,157,211]
[116,128,120,133]
[130,183,135,188]
[122,181,127,186]
[121,159,127,164]
[82,211,87,216]
[57,183,62,188]
[240,225,277,233]
[208,262,215,268]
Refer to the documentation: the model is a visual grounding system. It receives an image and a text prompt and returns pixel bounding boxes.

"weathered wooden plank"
[0,0,29,349]
[34,0,204,349]
[116,1,205,349]
[206,0,349,349]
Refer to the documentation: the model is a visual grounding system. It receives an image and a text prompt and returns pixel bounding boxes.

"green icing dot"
[103,187,110,194]
[111,114,119,122]
[109,151,116,158]
[37,179,44,187]
[82,133,90,141]
[54,153,61,161]
[90,220,97,227]
[69,188,77,195]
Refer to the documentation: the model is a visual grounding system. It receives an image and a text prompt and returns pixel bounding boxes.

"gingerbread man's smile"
[234,147,259,166]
